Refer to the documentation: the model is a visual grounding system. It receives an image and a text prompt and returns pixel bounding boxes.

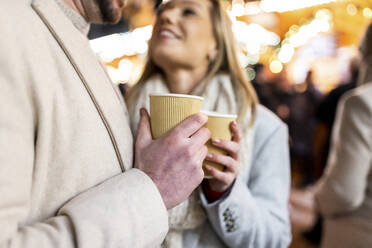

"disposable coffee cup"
[149,93,204,139]
[202,110,237,179]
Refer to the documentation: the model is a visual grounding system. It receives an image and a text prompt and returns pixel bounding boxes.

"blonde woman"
[127,0,291,247]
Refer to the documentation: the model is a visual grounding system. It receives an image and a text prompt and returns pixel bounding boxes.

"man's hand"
[135,108,210,209]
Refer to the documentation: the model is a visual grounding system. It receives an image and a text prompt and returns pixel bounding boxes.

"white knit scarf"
[127,73,253,248]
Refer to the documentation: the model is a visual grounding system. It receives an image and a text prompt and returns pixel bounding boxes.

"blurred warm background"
[90,0,371,89]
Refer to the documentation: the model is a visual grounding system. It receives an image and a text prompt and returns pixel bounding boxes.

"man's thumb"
[136,108,152,149]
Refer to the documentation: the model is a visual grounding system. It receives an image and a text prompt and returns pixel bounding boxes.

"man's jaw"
[80,0,104,23]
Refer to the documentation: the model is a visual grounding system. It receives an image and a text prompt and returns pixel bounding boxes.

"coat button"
[223,208,231,217]
[223,206,239,233]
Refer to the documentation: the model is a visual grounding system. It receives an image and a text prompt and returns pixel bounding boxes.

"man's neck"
[61,0,88,20]
[61,0,103,23]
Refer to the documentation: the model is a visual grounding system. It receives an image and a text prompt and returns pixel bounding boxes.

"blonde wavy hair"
[126,0,258,125]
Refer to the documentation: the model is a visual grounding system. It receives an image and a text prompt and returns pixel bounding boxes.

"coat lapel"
[31,0,133,172]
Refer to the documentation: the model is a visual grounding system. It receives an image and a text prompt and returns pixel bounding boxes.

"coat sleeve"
[199,122,291,248]
[315,91,372,216]
[0,47,168,248]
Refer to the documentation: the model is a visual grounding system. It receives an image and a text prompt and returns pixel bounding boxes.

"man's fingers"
[136,108,152,149]
[194,145,208,168]
[190,127,210,146]
[172,113,208,138]
[181,145,206,186]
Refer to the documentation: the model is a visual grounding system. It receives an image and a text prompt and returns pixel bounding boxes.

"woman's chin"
[152,53,184,67]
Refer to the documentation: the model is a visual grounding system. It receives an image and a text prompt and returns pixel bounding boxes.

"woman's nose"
[159,9,178,25]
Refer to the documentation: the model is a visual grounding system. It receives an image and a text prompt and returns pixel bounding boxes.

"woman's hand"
[204,121,241,192]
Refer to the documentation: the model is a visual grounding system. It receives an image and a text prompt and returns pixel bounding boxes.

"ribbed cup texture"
[203,115,236,178]
[150,96,203,139]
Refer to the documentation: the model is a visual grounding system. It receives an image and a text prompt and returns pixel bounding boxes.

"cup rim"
[201,110,237,119]
[150,93,204,101]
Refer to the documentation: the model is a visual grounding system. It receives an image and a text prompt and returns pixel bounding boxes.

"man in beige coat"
[358,21,372,86]
[0,0,210,247]
[315,83,372,247]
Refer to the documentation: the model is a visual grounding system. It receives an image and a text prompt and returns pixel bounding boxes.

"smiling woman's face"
[149,0,216,72]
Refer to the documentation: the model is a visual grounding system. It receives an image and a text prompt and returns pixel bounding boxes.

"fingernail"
[207,154,213,159]
[212,138,220,143]
[140,108,145,117]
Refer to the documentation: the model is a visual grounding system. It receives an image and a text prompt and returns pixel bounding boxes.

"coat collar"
[53,0,90,35]
[31,0,133,172]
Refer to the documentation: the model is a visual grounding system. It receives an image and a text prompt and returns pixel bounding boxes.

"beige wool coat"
[315,83,372,248]
[0,0,168,247]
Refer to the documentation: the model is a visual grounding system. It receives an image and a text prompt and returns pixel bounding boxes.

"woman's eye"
[183,8,196,16]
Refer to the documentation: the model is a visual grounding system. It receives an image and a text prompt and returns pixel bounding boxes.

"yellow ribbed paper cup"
[150,94,204,139]
[202,111,237,179]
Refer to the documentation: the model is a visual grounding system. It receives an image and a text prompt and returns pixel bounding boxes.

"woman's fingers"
[230,121,242,143]
[205,153,239,173]
[205,165,232,184]
[203,122,241,190]
[211,139,240,160]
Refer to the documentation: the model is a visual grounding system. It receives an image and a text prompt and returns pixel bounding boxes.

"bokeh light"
[270,60,283,74]
[346,4,357,16]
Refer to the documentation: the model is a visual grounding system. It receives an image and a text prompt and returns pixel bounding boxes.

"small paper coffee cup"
[201,111,237,179]
[150,93,204,139]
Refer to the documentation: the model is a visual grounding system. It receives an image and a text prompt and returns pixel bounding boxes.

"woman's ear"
[207,46,218,63]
